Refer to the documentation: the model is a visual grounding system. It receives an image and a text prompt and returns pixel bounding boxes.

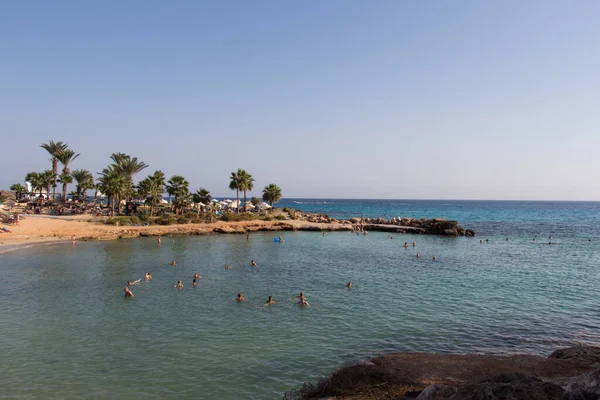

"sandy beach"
[0,214,351,250]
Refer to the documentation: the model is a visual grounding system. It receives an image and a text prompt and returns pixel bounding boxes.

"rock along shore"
[287,345,600,400]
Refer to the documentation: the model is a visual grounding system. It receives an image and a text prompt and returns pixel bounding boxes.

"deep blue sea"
[1,199,599,399]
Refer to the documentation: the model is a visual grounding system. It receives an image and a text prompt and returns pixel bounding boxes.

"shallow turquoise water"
[1,226,600,399]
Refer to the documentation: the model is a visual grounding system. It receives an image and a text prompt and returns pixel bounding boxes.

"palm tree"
[97,170,128,215]
[166,175,190,215]
[192,188,212,216]
[56,148,80,201]
[10,184,26,201]
[108,153,148,201]
[229,169,243,214]
[71,169,95,201]
[57,172,73,201]
[41,170,57,198]
[137,170,165,216]
[238,169,255,212]
[40,141,68,200]
[262,184,282,207]
[25,172,42,197]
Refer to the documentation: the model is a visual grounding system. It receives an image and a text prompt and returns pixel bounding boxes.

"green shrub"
[105,216,141,226]
[275,215,287,221]
[177,216,189,224]
[220,212,256,222]
[184,212,197,220]
[156,215,178,225]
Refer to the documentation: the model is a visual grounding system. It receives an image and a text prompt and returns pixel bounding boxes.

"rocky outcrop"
[290,346,600,400]
[358,217,474,236]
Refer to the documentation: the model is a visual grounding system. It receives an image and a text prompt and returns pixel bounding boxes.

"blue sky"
[1,1,599,200]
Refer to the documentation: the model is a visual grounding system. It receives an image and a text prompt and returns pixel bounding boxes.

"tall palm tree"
[10,184,26,201]
[57,173,73,200]
[137,170,165,216]
[166,175,190,215]
[229,169,243,214]
[71,169,95,201]
[262,184,282,207]
[238,169,255,212]
[108,153,148,201]
[56,148,80,201]
[40,141,68,200]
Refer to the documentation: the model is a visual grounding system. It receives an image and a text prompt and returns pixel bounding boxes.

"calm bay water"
[1,200,600,399]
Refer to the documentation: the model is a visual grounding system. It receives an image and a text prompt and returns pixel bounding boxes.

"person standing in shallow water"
[124,287,134,298]
[175,280,183,289]
[266,296,275,305]
[236,293,245,301]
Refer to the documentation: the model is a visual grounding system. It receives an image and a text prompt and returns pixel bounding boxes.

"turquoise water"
[1,201,600,399]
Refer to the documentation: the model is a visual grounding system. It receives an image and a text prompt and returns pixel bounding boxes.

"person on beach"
[15,213,19,226]
[346,282,352,289]
[145,272,152,280]
[124,287,134,298]
[175,280,183,289]
[266,295,276,305]
[171,261,177,266]
[236,293,245,301]
[251,260,257,266]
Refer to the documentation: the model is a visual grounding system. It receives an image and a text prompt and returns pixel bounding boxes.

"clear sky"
[1,1,599,200]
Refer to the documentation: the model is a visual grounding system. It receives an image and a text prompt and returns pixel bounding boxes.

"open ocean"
[1,199,599,399]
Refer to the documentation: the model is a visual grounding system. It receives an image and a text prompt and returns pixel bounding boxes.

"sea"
[1,199,599,399]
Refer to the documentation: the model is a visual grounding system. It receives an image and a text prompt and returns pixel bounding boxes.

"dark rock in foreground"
[287,346,600,400]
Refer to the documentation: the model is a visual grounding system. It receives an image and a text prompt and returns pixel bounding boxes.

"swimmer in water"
[124,287,134,298]
[225,264,229,269]
[145,272,152,280]
[506,237,509,241]
[412,242,416,247]
[246,234,249,240]
[172,239,175,244]
[480,239,483,244]
[346,282,352,289]
[71,234,75,244]
[265,295,276,305]
[174,280,183,289]
[236,293,245,302]
[432,256,437,261]
[193,278,197,287]
[158,236,161,244]
[278,235,283,242]
[416,253,420,258]
[171,261,176,266]
[251,260,257,266]
[298,296,310,306]
[404,242,409,248]
[296,292,305,299]
[194,272,200,279]
[322,232,326,237]
[127,279,141,286]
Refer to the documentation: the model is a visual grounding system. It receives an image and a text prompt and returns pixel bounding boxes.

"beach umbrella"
[260,202,272,209]
[160,199,169,204]
[245,203,255,209]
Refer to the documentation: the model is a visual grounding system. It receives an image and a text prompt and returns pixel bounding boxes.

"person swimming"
[144,272,152,280]
[412,242,416,247]
[404,242,409,248]
[124,287,134,298]
[432,256,437,261]
[171,261,177,266]
[236,293,245,301]
[346,282,352,289]
[296,292,305,299]
[266,295,276,305]
[193,278,197,287]
[298,296,310,306]
[127,279,141,286]
[194,272,201,279]
[157,236,161,244]
[278,235,283,242]
[225,264,229,269]
[251,260,257,266]
[175,280,183,289]
[416,253,420,258]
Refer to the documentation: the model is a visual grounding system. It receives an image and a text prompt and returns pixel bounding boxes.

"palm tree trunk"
[52,159,57,200]
[62,182,67,201]
[236,189,240,214]
[243,190,247,212]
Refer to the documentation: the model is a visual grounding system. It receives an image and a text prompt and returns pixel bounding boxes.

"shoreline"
[0,213,474,251]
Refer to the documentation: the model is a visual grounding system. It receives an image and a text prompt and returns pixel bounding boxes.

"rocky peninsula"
[287,345,600,399]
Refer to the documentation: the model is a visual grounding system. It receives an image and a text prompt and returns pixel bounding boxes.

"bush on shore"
[105,216,142,226]
[219,212,257,222]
